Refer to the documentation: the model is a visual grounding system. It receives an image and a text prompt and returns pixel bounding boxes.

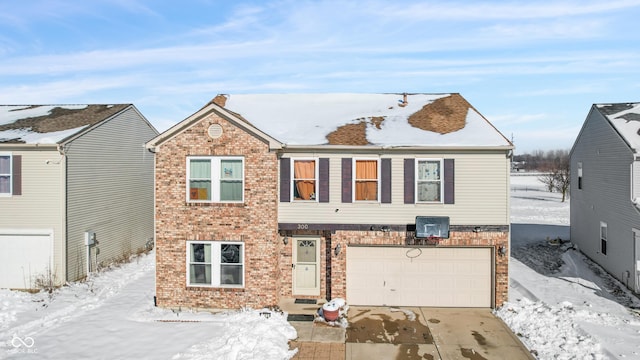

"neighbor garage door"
[346,246,492,307]
[0,232,52,289]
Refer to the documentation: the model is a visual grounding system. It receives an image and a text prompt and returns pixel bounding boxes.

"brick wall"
[330,229,509,307]
[154,112,281,310]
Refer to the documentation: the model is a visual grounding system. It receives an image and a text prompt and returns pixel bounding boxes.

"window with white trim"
[0,153,11,196]
[292,159,317,201]
[416,159,443,202]
[577,162,583,190]
[600,222,607,255]
[353,159,379,201]
[187,156,244,202]
[187,241,244,287]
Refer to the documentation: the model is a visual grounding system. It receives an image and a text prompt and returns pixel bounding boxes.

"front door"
[293,237,320,296]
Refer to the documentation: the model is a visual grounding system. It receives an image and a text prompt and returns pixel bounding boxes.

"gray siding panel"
[571,108,640,290]
[65,107,158,281]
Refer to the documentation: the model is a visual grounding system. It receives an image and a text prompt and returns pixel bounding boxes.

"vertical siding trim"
[319,158,330,203]
[381,158,392,203]
[280,157,291,202]
[341,158,352,203]
[12,155,21,195]
[404,158,415,204]
[444,158,455,204]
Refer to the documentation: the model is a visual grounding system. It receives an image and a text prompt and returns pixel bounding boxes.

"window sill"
[186,202,245,207]
[186,285,245,292]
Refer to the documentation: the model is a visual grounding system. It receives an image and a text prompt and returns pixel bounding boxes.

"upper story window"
[187,241,244,287]
[416,159,443,202]
[0,154,12,196]
[600,221,607,255]
[292,159,317,201]
[187,156,244,203]
[354,159,379,201]
[577,162,583,190]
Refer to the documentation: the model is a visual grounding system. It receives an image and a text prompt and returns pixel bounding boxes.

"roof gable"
[595,102,640,151]
[0,104,130,144]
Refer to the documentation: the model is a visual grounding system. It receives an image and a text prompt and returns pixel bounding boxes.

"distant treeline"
[512,149,569,172]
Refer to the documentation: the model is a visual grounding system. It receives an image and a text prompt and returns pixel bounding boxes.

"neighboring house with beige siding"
[0,104,158,289]
[147,93,513,310]
[571,102,640,295]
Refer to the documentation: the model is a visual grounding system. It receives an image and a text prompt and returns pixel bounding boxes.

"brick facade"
[151,102,511,310]
[154,113,281,310]
[281,228,509,308]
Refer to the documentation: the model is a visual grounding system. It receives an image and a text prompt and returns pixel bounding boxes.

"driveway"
[345,306,534,360]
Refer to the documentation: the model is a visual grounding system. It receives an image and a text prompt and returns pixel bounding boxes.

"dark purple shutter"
[341,158,352,203]
[318,158,329,203]
[381,158,391,203]
[404,159,414,204]
[12,155,21,195]
[444,159,455,204]
[280,158,290,202]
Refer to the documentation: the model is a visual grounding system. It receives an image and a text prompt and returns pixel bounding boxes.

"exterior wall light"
[282,237,288,245]
[334,243,341,256]
[498,246,507,257]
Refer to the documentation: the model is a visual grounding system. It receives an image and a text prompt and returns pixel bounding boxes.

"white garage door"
[347,246,492,307]
[0,232,52,289]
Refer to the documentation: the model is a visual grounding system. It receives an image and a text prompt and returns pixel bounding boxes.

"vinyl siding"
[0,147,66,284]
[65,107,158,281]
[571,108,640,286]
[279,151,510,225]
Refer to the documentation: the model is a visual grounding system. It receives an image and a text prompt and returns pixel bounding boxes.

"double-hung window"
[187,241,244,287]
[187,156,244,203]
[600,222,607,255]
[354,159,379,201]
[292,159,317,201]
[0,153,11,196]
[416,159,443,202]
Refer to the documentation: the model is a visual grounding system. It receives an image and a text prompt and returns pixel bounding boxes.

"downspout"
[56,143,69,284]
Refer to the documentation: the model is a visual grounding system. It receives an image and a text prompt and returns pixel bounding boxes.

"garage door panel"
[0,233,52,289]
[347,246,492,307]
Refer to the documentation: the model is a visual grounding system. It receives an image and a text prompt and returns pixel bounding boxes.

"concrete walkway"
[282,300,534,360]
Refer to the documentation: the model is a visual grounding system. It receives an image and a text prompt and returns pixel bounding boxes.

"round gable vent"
[208,124,223,139]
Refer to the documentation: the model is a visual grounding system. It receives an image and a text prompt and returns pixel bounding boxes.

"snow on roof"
[0,104,129,144]
[221,93,511,147]
[596,103,640,151]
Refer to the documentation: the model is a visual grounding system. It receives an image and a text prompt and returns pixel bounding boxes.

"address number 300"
[297,224,309,230]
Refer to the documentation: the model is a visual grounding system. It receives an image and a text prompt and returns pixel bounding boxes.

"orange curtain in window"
[355,160,377,200]
[294,160,315,200]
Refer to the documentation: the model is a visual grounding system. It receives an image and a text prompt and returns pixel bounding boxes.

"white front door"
[292,237,320,296]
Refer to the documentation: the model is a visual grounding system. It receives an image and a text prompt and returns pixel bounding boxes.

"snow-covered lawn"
[0,255,297,359]
[501,174,640,359]
[1,173,639,359]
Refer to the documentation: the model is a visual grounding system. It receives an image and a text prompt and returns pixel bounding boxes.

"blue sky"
[1,0,639,154]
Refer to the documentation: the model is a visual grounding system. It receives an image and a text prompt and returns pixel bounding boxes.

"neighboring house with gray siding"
[148,93,513,310]
[0,104,158,289]
[571,102,640,295]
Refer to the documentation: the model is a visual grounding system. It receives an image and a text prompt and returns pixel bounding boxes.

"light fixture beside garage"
[334,243,341,256]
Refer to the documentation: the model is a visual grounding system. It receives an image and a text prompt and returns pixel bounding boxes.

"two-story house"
[571,102,640,295]
[0,104,158,289]
[147,93,513,310]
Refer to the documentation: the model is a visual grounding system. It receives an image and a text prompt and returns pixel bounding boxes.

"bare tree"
[537,151,570,202]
